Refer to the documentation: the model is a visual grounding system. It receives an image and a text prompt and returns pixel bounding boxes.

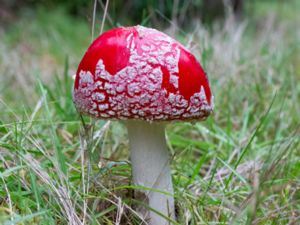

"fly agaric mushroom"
[73,25,213,225]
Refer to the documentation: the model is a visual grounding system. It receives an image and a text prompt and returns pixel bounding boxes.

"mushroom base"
[126,121,175,225]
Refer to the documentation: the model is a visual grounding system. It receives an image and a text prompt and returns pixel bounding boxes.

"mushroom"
[73,25,213,225]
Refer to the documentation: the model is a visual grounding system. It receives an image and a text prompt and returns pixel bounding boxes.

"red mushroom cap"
[73,25,213,121]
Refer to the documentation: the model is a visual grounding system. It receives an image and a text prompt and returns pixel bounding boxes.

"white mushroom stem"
[126,121,175,225]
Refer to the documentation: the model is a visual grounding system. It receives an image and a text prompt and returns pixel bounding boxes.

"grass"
[0,1,300,224]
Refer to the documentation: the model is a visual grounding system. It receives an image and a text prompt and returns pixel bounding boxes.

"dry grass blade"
[100,0,109,35]
[22,154,83,225]
[91,0,97,42]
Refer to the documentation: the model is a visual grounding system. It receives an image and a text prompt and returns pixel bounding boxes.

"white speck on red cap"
[73,25,213,121]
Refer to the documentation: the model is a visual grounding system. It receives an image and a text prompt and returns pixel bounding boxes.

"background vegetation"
[0,0,299,224]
